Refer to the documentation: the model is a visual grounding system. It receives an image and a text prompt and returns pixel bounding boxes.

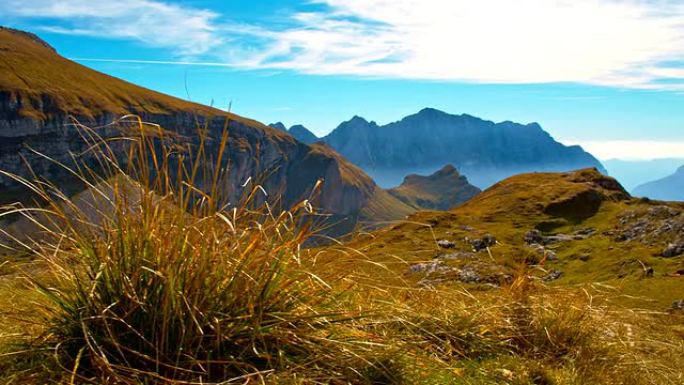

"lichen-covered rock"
[662,241,684,258]
[437,239,456,249]
[471,234,496,251]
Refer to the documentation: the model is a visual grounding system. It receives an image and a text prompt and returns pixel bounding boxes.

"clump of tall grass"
[0,116,375,384]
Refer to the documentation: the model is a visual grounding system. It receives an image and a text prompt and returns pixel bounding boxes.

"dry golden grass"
[0,118,683,384]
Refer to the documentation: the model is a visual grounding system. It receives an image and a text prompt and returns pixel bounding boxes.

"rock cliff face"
[388,164,481,210]
[633,166,684,201]
[0,26,412,232]
[319,108,606,188]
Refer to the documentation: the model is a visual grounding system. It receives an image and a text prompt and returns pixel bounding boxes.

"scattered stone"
[662,241,684,258]
[528,244,558,261]
[457,266,481,283]
[644,267,655,278]
[407,261,451,275]
[545,249,558,261]
[544,234,575,244]
[648,206,681,218]
[574,227,597,237]
[434,252,476,260]
[525,228,595,246]
[670,300,684,312]
[616,208,684,244]
[437,239,456,249]
[542,269,563,282]
[578,254,591,262]
[524,230,544,244]
[471,234,496,251]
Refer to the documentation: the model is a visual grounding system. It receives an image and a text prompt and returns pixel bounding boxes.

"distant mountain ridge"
[269,122,319,144]
[633,165,684,201]
[284,108,606,188]
[603,158,684,191]
[388,164,481,210]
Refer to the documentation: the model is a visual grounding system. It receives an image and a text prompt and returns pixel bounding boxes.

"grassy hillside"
[2,162,683,384]
[347,168,684,309]
[0,27,255,125]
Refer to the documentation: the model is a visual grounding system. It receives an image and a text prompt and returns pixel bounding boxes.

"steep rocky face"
[388,164,481,210]
[288,125,319,144]
[633,166,684,201]
[0,27,411,232]
[320,108,606,188]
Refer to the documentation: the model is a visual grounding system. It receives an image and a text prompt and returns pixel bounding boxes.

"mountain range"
[633,165,684,201]
[273,109,605,188]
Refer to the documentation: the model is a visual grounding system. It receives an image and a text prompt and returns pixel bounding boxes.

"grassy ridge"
[0,27,271,131]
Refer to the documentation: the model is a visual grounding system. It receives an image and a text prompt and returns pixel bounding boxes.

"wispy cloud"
[563,139,684,160]
[0,0,222,55]
[72,58,233,67]
[231,0,684,89]
[5,0,684,89]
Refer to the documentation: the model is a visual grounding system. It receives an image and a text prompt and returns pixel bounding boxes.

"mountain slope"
[633,165,684,201]
[320,108,606,188]
[288,124,319,144]
[0,26,412,232]
[388,164,481,210]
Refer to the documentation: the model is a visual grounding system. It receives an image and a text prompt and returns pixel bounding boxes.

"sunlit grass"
[0,116,683,384]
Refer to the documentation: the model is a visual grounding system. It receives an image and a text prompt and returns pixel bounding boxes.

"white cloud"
[230,0,684,89]
[563,139,684,160]
[0,0,222,55]
[5,0,684,89]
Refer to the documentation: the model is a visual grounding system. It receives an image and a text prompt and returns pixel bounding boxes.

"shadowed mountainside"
[269,122,319,144]
[633,165,684,201]
[388,164,481,210]
[318,108,606,188]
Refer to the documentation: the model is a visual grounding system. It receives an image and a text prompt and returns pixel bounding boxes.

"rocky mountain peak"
[268,122,287,132]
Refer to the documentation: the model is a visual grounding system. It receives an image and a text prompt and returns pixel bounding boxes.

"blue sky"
[2,0,684,160]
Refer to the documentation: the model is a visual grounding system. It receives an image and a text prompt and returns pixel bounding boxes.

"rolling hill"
[347,168,684,309]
